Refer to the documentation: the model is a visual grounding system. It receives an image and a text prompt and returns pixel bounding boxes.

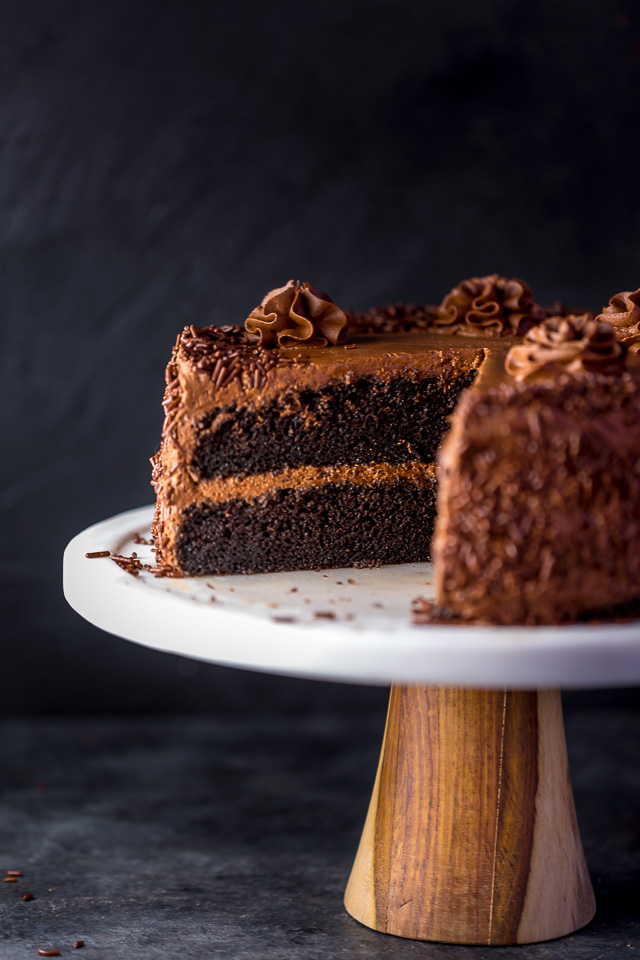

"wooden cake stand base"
[344,685,596,945]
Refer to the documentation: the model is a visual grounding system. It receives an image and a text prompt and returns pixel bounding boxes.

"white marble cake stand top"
[63,505,640,690]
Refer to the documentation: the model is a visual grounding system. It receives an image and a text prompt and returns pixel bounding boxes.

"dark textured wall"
[3,0,640,713]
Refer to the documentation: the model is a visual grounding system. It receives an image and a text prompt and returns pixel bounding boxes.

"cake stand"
[64,506,640,946]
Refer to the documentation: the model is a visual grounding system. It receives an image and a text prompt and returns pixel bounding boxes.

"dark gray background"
[3,0,640,713]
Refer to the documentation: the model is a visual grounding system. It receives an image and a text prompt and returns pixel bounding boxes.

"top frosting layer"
[245,280,348,348]
[434,274,542,337]
[504,314,627,381]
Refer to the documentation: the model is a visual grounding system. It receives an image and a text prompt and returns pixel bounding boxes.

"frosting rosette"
[434,274,541,336]
[596,287,640,353]
[245,280,348,348]
[505,314,627,381]
[596,287,640,330]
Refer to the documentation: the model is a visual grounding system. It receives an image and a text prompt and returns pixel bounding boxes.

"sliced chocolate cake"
[151,279,499,575]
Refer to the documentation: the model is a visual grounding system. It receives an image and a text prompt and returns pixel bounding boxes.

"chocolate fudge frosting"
[245,280,348,347]
[434,274,542,337]
[505,314,627,381]
[596,287,640,353]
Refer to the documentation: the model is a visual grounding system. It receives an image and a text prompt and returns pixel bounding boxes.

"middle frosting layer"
[191,460,437,506]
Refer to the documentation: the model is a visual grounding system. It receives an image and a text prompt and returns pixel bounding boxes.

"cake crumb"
[412,597,458,624]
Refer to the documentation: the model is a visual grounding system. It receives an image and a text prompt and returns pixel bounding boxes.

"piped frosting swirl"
[596,287,640,352]
[505,314,627,381]
[245,280,348,348]
[596,287,640,330]
[434,274,541,336]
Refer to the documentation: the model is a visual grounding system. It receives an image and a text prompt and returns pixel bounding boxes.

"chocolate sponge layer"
[175,478,437,575]
[191,373,476,479]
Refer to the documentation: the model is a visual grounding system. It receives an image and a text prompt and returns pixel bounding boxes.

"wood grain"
[344,685,595,945]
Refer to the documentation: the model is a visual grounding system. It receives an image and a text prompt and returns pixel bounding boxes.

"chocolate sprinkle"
[178,324,305,397]
[142,562,184,578]
[36,951,60,957]
[73,941,84,949]
[23,893,34,901]
[85,551,110,559]
[348,303,438,335]
[110,553,144,577]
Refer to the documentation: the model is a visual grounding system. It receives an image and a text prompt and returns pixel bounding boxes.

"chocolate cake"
[431,315,640,624]
[150,279,491,575]
[151,276,640,624]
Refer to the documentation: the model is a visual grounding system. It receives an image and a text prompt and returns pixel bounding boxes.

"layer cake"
[151,277,640,624]
[151,280,488,574]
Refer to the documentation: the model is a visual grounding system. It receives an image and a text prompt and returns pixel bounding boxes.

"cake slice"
[150,278,516,575]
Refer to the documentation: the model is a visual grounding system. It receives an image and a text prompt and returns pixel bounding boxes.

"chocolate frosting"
[505,314,627,381]
[245,280,348,347]
[596,287,640,353]
[434,274,541,336]
[596,287,640,330]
